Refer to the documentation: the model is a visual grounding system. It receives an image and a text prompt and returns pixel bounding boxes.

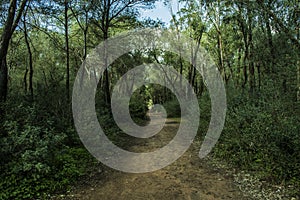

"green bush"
[0,103,96,200]
[129,92,149,120]
[213,90,300,189]
[162,99,181,118]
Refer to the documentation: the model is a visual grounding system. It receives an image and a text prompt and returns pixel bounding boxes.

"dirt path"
[57,117,247,200]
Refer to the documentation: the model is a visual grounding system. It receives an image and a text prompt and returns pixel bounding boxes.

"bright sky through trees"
[139,0,181,25]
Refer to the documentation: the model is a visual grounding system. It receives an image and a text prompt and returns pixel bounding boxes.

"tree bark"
[65,0,70,101]
[217,32,225,80]
[236,47,242,87]
[297,61,300,101]
[23,15,33,100]
[247,5,255,93]
[101,0,111,105]
[0,57,8,102]
[0,0,28,102]
[257,64,261,90]
[0,0,17,102]
[241,24,249,89]
[265,10,275,72]
[103,30,111,105]
[23,58,28,93]
[208,0,225,81]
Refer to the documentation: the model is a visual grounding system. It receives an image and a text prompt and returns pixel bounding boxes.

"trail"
[56,116,246,200]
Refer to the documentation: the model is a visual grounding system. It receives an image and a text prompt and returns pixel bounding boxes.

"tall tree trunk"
[296,3,300,101]
[103,30,111,105]
[189,34,201,97]
[65,0,70,101]
[210,0,225,81]
[217,32,226,81]
[0,0,27,102]
[297,61,300,101]
[236,47,242,87]
[257,64,261,90]
[103,0,111,105]
[259,0,275,74]
[265,13,275,72]
[23,58,28,93]
[0,0,17,102]
[169,2,184,89]
[237,2,250,89]
[23,17,33,100]
[242,46,249,88]
[248,7,255,94]
[83,28,88,60]
[83,5,88,60]
[0,58,8,102]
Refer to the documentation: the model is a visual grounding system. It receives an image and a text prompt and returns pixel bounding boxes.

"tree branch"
[256,0,300,51]
[11,0,28,33]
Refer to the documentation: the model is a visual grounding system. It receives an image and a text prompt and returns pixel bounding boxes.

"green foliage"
[0,0,299,198]
[162,97,201,118]
[163,99,181,118]
[129,87,151,121]
[213,86,300,192]
[0,102,96,200]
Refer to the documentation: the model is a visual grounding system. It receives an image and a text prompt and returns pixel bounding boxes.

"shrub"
[213,90,300,190]
[0,103,96,200]
[162,99,181,118]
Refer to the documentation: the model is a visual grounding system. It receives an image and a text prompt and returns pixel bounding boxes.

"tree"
[0,0,28,102]
[179,0,207,95]
[298,61,300,101]
[64,0,70,100]
[69,0,94,61]
[90,0,157,104]
[22,4,34,100]
[206,0,227,82]
[256,0,300,51]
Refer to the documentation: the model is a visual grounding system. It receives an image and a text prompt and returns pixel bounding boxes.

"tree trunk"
[257,64,261,90]
[65,0,70,101]
[102,0,111,105]
[83,5,88,60]
[236,48,242,87]
[0,57,8,102]
[240,27,249,88]
[217,32,225,80]
[23,17,33,100]
[237,2,250,89]
[265,13,275,72]
[83,28,88,60]
[0,0,28,103]
[23,58,28,93]
[103,30,111,105]
[242,47,248,88]
[248,9,255,94]
[0,0,17,102]
[297,61,300,101]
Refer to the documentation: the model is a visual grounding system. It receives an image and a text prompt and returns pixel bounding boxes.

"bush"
[162,99,181,118]
[0,102,96,200]
[213,90,300,191]
[129,92,149,120]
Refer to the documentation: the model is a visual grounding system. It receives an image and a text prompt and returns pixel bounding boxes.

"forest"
[0,0,299,199]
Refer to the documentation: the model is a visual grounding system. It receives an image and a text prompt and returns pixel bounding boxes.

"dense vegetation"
[0,0,299,199]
